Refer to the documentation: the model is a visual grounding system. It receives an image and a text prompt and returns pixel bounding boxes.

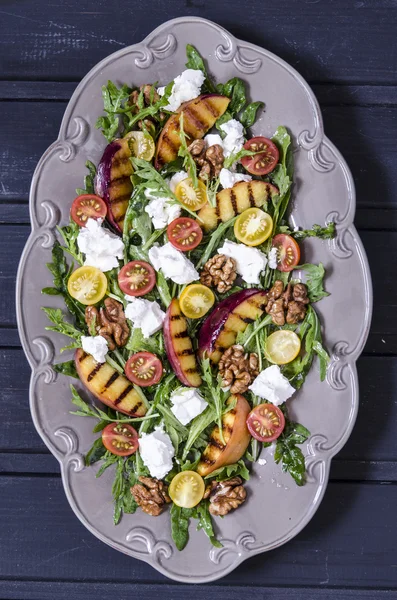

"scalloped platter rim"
[16,16,372,584]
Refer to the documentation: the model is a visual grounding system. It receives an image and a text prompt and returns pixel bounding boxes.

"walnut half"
[200,254,237,293]
[85,298,129,350]
[131,476,171,517]
[218,344,259,394]
[204,477,247,516]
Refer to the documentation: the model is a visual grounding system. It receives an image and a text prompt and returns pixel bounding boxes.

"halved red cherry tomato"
[246,403,285,442]
[167,217,203,251]
[118,261,156,296]
[125,352,163,386]
[70,194,107,227]
[272,234,301,272]
[102,423,139,456]
[241,136,279,176]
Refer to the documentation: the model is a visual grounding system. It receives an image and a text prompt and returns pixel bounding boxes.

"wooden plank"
[0,581,396,600]
[0,1,396,84]
[1,102,396,209]
[0,476,396,587]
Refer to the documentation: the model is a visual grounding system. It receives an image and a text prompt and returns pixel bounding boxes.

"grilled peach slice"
[75,349,148,416]
[197,394,251,477]
[164,298,202,387]
[94,138,133,234]
[198,289,268,363]
[155,94,230,169]
[197,180,278,232]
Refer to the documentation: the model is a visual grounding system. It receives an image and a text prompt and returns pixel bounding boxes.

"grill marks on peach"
[167,299,202,387]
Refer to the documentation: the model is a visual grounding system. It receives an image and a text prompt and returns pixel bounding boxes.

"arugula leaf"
[215,111,232,131]
[52,360,79,379]
[185,44,216,93]
[239,101,264,128]
[96,451,118,477]
[196,217,237,269]
[293,222,336,241]
[195,501,222,548]
[85,437,106,466]
[274,418,310,486]
[298,263,329,302]
[112,456,138,525]
[57,220,83,265]
[178,113,198,187]
[270,126,293,228]
[170,503,194,551]
[221,77,247,116]
[205,459,250,481]
[201,355,228,439]
[42,308,83,344]
[95,81,131,142]
[223,147,258,170]
[182,405,216,460]
[237,314,272,351]
[126,327,163,355]
[76,160,97,195]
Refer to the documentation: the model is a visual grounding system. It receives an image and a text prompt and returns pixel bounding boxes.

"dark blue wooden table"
[1,1,396,598]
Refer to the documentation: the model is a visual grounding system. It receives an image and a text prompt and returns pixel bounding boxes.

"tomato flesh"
[125,352,163,386]
[167,217,203,251]
[67,265,107,305]
[246,403,285,442]
[124,131,155,161]
[265,330,301,365]
[70,194,107,227]
[272,234,301,272]
[241,136,279,176]
[234,208,273,246]
[175,178,208,211]
[179,284,215,319]
[168,471,205,508]
[118,261,156,296]
[102,423,139,456]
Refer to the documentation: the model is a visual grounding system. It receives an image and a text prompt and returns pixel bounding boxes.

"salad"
[42,45,335,551]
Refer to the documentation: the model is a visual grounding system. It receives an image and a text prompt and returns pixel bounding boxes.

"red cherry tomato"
[167,217,203,252]
[272,234,301,272]
[246,403,285,443]
[118,261,156,296]
[241,136,279,176]
[70,194,107,227]
[102,423,139,456]
[125,352,163,386]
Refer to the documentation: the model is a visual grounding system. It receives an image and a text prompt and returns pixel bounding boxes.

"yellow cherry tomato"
[179,284,215,319]
[169,471,205,508]
[265,330,301,365]
[67,266,107,306]
[175,178,208,211]
[124,130,155,161]
[234,207,273,246]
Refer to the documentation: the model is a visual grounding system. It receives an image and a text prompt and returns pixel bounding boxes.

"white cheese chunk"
[158,69,205,112]
[219,119,245,156]
[268,247,278,269]
[217,240,267,284]
[124,297,165,339]
[219,168,252,190]
[170,387,208,426]
[169,170,188,193]
[139,425,175,479]
[148,242,199,285]
[249,365,295,405]
[205,133,224,148]
[77,218,124,272]
[144,190,181,230]
[81,335,108,364]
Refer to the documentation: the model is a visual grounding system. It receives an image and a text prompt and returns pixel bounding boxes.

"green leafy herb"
[52,360,79,379]
[219,77,246,116]
[270,126,293,229]
[96,80,131,142]
[195,501,222,548]
[298,263,329,302]
[85,437,106,466]
[75,160,97,195]
[185,44,216,93]
[96,451,118,477]
[126,327,163,355]
[293,222,336,241]
[178,112,198,187]
[201,356,228,440]
[112,456,138,525]
[196,217,237,269]
[239,101,264,128]
[205,459,250,481]
[170,503,194,551]
[42,308,83,348]
[57,220,83,265]
[182,405,216,460]
[274,418,310,486]
[223,147,258,170]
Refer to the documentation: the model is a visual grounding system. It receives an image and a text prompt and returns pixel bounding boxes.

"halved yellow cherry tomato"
[265,330,301,365]
[175,178,208,211]
[124,130,155,161]
[67,266,107,305]
[234,207,273,246]
[169,471,205,508]
[179,284,215,319]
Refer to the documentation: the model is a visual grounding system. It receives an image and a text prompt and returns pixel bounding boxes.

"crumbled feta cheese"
[249,365,295,405]
[139,425,175,479]
[158,69,205,112]
[77,218,124,272]
[219,119,245,156]
[169,170,188,193]
[268,247,278,269]
[170,387,208,426]
[144,191,181,230]
[205,133,224,148]
[124,297,165,338]
[219,168,252,190]
[81,335,108,364]
[148,242,199,285]
[217,240,267,284]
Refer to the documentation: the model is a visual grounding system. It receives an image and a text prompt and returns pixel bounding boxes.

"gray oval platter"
[16,16,372,584]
